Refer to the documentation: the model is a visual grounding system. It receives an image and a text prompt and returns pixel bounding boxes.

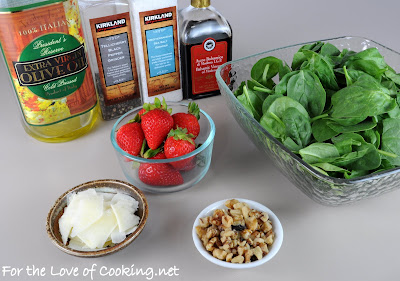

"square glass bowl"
[216,36,400,206]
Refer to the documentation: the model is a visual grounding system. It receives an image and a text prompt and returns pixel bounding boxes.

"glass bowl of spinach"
[216,36,400,206]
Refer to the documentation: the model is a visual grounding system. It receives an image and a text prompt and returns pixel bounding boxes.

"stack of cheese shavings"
[58,189,140,251]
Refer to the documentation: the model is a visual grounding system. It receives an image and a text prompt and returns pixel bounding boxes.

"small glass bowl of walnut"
[192,198,283,268]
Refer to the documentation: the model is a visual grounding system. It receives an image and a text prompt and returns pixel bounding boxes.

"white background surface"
[1,0,400,280]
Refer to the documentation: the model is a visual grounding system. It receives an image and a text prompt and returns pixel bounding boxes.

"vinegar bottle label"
[190,38,228,95]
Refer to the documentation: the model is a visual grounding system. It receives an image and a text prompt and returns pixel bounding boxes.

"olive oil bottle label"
[139,6,181,97]
[190,38,228,95]
[0,0,97,126]
[89,12,140,106]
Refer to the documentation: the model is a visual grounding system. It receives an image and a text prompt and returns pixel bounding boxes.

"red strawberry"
[164,128,196,170]
[180,158,196,171]
[172,102,200,139]
[130,108,146,124]
[141,109,173,150]
[116,122,144,156]
[138,108,146,118]
[149,152,166,160]
[138,152,184,186]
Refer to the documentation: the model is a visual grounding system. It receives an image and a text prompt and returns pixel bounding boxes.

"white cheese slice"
[126,225,138,235]
[111,193,139,210]
[102,193,115,202]
[111,202,139,232]
[59,214,72,245]
[70,190,104,237]
[59,193,80,245]
[77,209,117,249]
[111,229,126,244]
[103,201,112,210]
[67,192,77,205]
[68,237,92,252]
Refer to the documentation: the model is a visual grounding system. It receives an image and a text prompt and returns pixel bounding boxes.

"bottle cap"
[191,0,210,8]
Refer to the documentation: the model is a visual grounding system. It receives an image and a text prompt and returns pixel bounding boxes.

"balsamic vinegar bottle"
[179,0,232,99]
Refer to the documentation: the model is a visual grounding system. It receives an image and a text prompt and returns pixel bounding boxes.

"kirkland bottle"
[0,0,99,142]
[179,0,232,99]
[129,0,183,103]
[79,0,142,120]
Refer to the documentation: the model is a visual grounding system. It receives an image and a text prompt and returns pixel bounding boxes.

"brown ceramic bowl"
[46,179,148,257]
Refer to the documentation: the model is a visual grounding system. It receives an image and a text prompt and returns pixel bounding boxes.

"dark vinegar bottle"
[179,0,232,99]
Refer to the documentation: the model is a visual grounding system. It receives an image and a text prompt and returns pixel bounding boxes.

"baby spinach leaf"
[282,107,312,149]
[335,68,372,88]
[331,132,365,143]
[331,75,396,119]
[329,116,367,126]
[387,94,400,118]
[334,151,365,166]
[334,140,360,155]
[261,97,310,143]
[260,111,286,139]
[331,148,369,167]
[344,48,388,79]
[345,143,381,171]
[310,165,329,176]
[334,49,357,67]
[291,42,324,70]
[329,138,381,171]
[312,119,338,142]
[299,143,340,164]
[384,69,400,87]
[326,120,377,134]
[381,80,399,97]
[262,93,283,114]
[275,71,299,95]
[292,52,307,71]
[388,105,400,118]
[381,118,400,165]
[267,96,310,120]
[375,130,381,149]
[301,50,339,90]
[247,79,275,92]
[286,70,326,117]
[306,41,324,52]
[331,133,364,154]
[283,137,302,152]
[252,89,269,102]
[251,57,282,86]
[342,66,353,86]
[361,129,379,148]
[237,94,256,119]
[344,170,369,179]
[320,43,340,57]
[312,162,349,173]
[253,86,274,94]
[374,159,395,174]
[234,81,245,97]
[279,61,291,80]
[237,86,264,121]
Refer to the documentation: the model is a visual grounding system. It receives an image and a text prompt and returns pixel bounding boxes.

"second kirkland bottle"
[179,0,232,100]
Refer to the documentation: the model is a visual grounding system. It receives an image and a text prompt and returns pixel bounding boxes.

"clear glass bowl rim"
[215,35,400,184]
[110,102,216,164]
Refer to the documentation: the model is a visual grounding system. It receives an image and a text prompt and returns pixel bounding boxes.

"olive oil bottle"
[0,0,99,142]
[179,0,232,99]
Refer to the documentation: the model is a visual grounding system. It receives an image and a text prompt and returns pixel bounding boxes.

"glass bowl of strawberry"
[110,99,216,193]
